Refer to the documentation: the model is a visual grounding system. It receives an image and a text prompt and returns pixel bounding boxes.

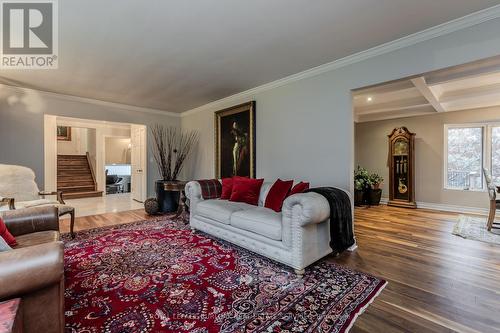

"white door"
[131,125,147,202]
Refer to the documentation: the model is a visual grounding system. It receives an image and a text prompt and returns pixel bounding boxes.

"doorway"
[44,116,147,215]
[105,136,132,196]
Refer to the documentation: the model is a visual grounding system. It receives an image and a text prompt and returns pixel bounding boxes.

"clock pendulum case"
[387,127,417,208]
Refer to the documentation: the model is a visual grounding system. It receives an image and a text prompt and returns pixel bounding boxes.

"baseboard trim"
[379,197,488,215]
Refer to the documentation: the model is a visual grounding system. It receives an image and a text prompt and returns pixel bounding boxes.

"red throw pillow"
[0,217,17,247]
[287,182,310,197]
[221,176,249,199]
[265,179,294,212]
[230,177,264,205]
[220,178,234,199]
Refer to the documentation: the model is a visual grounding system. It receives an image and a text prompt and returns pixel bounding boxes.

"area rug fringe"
[344,281,388,332]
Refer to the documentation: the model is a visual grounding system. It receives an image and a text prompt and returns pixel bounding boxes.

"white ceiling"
[353,56,500,122]
[1,0,500,113]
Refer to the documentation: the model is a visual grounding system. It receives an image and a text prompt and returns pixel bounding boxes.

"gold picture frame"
[214,101,256,178]
[57,126,71,141]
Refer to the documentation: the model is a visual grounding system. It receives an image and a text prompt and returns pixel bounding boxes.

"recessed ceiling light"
[367,97,373,102]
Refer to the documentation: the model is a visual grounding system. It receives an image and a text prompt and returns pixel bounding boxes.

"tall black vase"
[155,180,180,213]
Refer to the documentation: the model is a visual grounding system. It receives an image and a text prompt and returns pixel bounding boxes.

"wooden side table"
[163,181,189,222]
[0,299,22,333]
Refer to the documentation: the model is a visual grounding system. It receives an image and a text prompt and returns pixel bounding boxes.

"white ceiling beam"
[356,96,429,115]
[359,103,431,116]
[410,77,445,112]
[439,82,500,103]
[352,80,415,96]
[424,56,500,85]
[357,107,437,122]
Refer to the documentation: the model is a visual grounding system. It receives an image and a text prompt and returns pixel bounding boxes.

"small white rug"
[453,215,500,245]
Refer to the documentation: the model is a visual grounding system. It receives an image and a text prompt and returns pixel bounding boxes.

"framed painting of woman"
[57,126,71,141]
[214,101,256,178]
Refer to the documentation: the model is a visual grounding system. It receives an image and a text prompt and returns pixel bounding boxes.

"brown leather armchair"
[0,206,65,333]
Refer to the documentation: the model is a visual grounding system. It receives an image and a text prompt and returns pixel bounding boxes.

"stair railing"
[86,152,98,191]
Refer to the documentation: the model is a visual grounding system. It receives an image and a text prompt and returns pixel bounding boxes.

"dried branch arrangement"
[151,125,199,181]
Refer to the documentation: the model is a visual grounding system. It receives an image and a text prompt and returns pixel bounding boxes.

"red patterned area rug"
[63,216,386,333]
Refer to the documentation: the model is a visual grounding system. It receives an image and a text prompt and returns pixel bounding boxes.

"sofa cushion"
[196,200,254,225]
[265,179,293,212]
[14,231,60,249]
[230,207,282,241]
[258,182,272,206]
[287,182,310,197]
[220,178,234,199]
[230,178,264,205]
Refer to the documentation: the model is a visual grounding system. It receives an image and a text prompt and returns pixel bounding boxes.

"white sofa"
[185,181,335,274]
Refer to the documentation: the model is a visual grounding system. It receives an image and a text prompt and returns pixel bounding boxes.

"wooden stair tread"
[57,175,93,178]
[58,183,95,188]
[57,154,97,196]
[63,191,103,199]
[57,155,87,158]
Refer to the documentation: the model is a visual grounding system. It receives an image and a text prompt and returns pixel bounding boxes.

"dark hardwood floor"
[62,205,500,333]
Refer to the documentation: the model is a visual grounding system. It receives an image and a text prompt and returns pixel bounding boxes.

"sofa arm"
[0,206,59,236]
[185,181,205,215]
[0,241,64,300]
[185,181,203,201]
[282,192,330,226]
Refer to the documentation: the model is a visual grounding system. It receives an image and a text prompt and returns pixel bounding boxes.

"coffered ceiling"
[353,56,500,122]
[1,0,500,113]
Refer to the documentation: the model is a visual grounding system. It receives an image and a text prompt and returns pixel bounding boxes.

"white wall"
[87,128,97,172]
[57,127,91,155]
[105,137,131,164]
[181,19,500,196]
[0,89,180,196]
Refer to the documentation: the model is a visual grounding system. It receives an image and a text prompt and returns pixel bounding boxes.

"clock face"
[394,139,408,155]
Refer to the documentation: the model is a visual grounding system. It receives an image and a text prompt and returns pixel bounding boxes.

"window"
[446,127,483,190]
[492,127,500,184]
[445,124,500,191]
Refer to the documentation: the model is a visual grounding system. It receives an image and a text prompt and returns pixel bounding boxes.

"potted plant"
[367,172,384,205]
[151,125,199,213]
[354,166,370,206]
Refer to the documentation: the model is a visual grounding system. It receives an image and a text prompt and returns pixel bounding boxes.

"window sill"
[443,187,486,193]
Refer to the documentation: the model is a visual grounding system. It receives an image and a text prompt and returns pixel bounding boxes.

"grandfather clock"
[388,127,416,208]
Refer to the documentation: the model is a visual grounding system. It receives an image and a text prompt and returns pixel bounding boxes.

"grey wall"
[0,89,180,196]
[182,19,500,195]
[356,107,500,209]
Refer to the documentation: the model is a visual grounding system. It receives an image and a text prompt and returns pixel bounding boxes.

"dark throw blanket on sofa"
[306,187,355,254]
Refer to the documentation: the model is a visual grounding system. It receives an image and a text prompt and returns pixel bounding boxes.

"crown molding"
[0,83,181,118]
[181,5,500,117]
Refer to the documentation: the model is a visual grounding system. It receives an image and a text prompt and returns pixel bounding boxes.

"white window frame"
[444,123,490,192]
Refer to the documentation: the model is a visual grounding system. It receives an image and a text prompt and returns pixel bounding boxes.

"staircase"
[57,154,103,199]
